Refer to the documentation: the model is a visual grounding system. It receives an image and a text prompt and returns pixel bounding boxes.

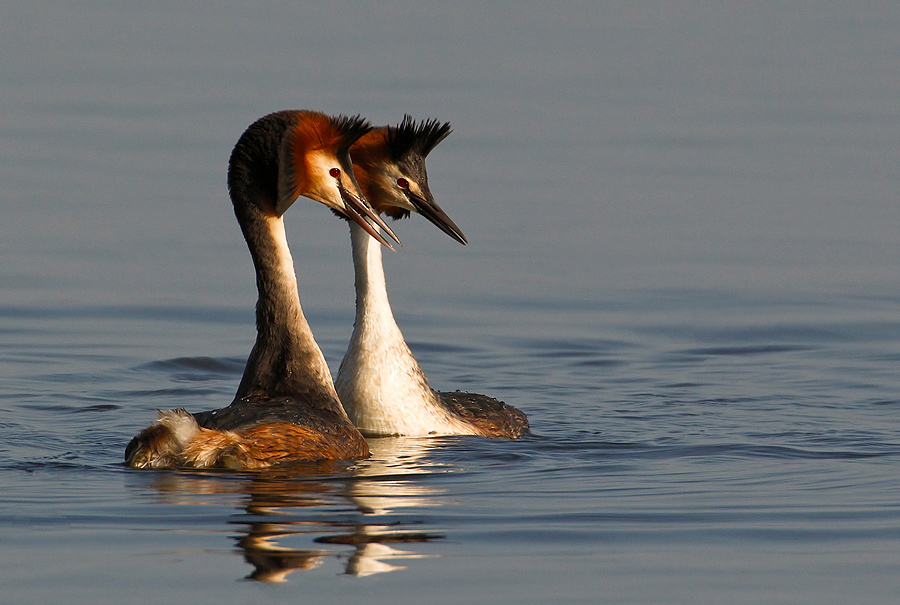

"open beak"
[338,182,401,251]
[337,150,401,250]
[406,190,467,245]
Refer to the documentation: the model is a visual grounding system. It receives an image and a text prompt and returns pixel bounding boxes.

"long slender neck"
[342,216,435,370]
[350,219,398,328]
[337,219,449,436]
[233,204,345,417]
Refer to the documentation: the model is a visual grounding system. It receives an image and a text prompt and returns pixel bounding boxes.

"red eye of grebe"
[329,168,341,178]
[397,178,409,189]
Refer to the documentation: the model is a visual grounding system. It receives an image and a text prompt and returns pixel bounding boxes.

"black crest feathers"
[330,114,372,152]
[386,115,452,162]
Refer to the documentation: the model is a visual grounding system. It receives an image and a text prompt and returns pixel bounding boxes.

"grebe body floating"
[335,116,528,438]
[126,111,398,469]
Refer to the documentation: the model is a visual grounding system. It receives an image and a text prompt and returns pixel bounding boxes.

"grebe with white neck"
[335,117,529,438]
[125,110,399,469]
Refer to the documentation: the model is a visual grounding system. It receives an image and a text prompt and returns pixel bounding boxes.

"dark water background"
[2,3,899,603]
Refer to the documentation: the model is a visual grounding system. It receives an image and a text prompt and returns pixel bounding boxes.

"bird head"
[275,111,401,249]
[350,116,466,245]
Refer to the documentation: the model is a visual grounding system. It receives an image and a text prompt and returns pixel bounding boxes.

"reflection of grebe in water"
[125,111,400,469]
[130,438,447,580]
[238,438,446,579]
[325,437,448,577]
[336,117,529,438]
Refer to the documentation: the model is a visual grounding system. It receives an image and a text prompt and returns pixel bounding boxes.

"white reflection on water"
[340,437,450,577]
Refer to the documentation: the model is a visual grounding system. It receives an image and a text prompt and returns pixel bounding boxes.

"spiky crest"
[386,115,452,162]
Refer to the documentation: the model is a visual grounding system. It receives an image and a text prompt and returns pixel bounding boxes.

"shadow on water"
[126,437,449,582]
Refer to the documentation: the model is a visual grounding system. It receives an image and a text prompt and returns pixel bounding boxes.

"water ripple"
[138,356,245,375]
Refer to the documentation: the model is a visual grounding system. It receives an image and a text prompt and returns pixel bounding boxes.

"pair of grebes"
[126,110,528,469]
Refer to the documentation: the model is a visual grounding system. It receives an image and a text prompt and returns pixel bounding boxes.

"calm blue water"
[2,2,900,603]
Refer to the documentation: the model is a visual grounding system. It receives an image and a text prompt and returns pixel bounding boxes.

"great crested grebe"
[125,110,400,469]
[335,116,529,438]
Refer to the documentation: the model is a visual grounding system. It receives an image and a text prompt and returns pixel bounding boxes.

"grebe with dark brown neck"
[335,117,529,438]
[125,110,399,469]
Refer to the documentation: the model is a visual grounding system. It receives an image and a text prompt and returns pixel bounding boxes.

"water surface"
[2,3,900,603]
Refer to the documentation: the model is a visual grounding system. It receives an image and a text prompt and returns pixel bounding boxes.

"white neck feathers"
[336,222,477,436]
